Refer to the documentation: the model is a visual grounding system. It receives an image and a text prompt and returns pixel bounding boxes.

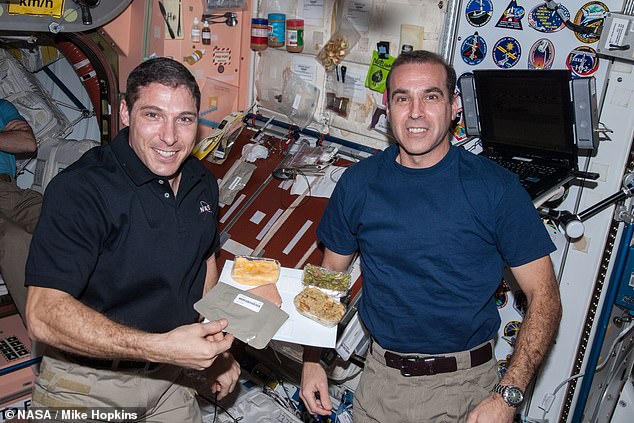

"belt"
[67,354,161,371]
[383,342,493,377]
[0,173,12,183]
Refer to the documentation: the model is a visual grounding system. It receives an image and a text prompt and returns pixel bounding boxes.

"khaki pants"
[354,341,499,423]
[0,181,42,319]
[32,349,201,423]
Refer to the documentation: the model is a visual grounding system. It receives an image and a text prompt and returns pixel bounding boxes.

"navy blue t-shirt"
[317,144,556,354]
[26,128,220,333]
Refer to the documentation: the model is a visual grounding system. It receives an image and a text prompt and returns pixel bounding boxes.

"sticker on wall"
[465,0,494,27]
[461,32,487,65]
[492,37,521,68]
[513,290,528,317]
[502,320,522,347]
[495,280,511,309]
[452,114,468,144]
[528,38,555,69]
[496,0,525,30]
[528,3,570,33]
[497,354,512,379]
[573,1,609,44]
[212,47,232,66]
[566,45,600,77]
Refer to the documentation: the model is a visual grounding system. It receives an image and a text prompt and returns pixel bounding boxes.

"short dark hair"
[386,50,457,100]
[125,57,201,112]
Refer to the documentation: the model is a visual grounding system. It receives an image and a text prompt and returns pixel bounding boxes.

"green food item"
[303,263,351,292]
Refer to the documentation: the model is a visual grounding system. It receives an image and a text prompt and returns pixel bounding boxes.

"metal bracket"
[614,204,634,224]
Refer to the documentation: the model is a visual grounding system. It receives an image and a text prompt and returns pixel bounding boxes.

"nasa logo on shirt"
[528,38,555,69]
[496,0,525,30]
[465,0,494,27]
[199,200,213,219]
[567,45,600,77]
[573,1,609,44]
[492,37,521,68]
[528,3,569,33]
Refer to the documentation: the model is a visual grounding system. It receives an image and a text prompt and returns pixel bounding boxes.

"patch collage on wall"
[460,0,610,77]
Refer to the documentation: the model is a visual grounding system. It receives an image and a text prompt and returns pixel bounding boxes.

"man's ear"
[119,99,130,126]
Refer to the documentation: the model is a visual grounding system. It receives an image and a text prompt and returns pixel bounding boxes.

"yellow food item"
[232,256,281,286]
[294,287,345,327]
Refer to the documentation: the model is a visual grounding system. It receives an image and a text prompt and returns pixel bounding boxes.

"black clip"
[377,41,390,59]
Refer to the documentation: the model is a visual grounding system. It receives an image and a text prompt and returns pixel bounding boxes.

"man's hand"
[206,352,240,400]
[3,120,31,132]
[466,394,515,423]
[149,320,234,370]
[247,283,282,307]
[300,361,332,416]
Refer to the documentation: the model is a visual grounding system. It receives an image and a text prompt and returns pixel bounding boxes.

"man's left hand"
[206,351,240,400]
[466,394,515,423]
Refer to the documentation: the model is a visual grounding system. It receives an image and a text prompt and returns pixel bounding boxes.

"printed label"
[234,293,263,312]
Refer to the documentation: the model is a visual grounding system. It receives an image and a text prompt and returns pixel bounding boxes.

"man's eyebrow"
[137,105,197,116]
[391,86,446,99]
[391,88,409,99]
[423,87,445,97]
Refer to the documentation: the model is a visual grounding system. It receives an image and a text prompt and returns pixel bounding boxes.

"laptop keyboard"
[0,336,29,361]
[488,157,559,186]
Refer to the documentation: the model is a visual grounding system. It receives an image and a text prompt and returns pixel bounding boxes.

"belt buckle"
[400,356,436,377]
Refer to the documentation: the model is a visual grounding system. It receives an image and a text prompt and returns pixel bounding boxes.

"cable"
[198,391,243,423]
[539,373,585,419]
[545,0,603,36]
[595,319,634,372]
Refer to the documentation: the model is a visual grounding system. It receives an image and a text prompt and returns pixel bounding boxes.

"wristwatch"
[492,383,524,408]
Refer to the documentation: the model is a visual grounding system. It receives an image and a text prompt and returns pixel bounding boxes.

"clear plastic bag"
[316,16,361,72]
[279,70,320,129]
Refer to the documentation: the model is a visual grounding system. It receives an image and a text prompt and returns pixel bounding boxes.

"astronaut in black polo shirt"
[24,57,239,422]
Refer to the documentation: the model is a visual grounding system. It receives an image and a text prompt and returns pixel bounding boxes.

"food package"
[231,256,281,286]
[294,287,346,328]
[316,16,361,73]
[302,263,351,298]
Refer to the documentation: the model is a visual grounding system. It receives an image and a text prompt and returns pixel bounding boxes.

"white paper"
[292,56,318,84]
[250,210,266,224]
[301,0,325,26]
[219,260,337,348]
[606,17,628,47]
[290,165,344,197]
[221,239,254,257]
[343,0,371,33]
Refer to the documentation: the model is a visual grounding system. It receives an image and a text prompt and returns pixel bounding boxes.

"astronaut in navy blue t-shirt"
[300,51,562,423]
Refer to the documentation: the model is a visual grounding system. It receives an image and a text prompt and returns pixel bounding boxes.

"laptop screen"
[473,70,576,161]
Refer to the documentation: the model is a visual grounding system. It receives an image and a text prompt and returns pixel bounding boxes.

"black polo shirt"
[26,128,220,333]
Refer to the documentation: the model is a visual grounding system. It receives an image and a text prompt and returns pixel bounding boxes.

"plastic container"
[202,20,211,45]
[250,18,269,51]
[183,48,205,65]
[302,263,351,298]
[268,13,286,47]
[191,17,201,43]
[294,287,346,327]
[231,256,281,286]
[286,19,304,53]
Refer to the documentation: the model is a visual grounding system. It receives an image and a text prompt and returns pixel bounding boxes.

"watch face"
[504,387,524,406]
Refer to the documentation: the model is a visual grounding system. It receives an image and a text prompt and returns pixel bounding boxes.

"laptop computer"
[0,313,35,407]
[472,69,578,200]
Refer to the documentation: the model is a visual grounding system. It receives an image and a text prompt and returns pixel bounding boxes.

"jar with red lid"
[251,18,269,51]
[286,19,304,53]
